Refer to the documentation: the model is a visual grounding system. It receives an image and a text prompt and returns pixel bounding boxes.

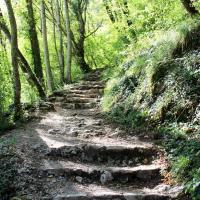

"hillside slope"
[102,21,200,199]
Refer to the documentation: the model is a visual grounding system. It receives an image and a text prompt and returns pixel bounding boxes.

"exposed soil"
[0,70,184,200]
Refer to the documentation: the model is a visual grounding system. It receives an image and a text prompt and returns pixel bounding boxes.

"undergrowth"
[102,19,200,199]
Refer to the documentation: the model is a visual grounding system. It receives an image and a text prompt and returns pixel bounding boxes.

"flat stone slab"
[54,193,170,200]
[39,160,162,184]
[47,142,157,166]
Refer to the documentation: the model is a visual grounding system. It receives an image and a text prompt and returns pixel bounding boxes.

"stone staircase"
[15,70,180,199]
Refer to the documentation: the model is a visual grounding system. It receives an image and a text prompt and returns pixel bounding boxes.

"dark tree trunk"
[4,0,21,120]
[74,46,90,73]
[41,0,55,92]
[72,0,91,73]
[26,0,44,85]
[181,0,199,15]
[103,0,116,23]
[0,21,46,99]
[122,0,132,26]
[64,0,72,83]
[55,0,65,84]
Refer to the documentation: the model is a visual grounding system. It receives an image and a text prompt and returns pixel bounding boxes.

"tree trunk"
[55,0,65,84]
[41,0,55,93]
[26,0,44,85]
[51,0,60,84]
[72,0,91,73]
[103,0,116,23]
[0,21,46,99]
[181,0,199,15]
[74,45,90,73]
[64,0,72,83]
[122,0,132,26]
[4,0,21,120]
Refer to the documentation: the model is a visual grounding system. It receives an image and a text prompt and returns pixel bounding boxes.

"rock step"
[83,74,102,82]
[39,160,163,185]
[50,87,103,98]
[50,97,99,104]
[63,97,100,104]
[65,93,100,98]
[47,144,157,166]
[69,85,104,90]
[77,81,105,86]
[62,102,97,109]
[65,89,103,95]
[48,94,100,103]
[54,193,170,200]
[69,88,104,94]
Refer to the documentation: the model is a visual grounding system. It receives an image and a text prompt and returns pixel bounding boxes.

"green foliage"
[101,2,200,198]
[0,0,200,197]
[161,125,200,199]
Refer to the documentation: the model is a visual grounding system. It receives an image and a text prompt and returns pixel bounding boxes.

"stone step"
[62,102,98,109]
[24,177,172,199]
[65,93,100,99]
[63,97,99,104]
[39,160,162,185]
[48,95,100,103]
[83,74,102,81]
[70,85,104,91]
[54,193,170,200]
[47,144,157,166]
[49,87,103,98]
[78,81,105,86]
[65,89,103,95]
[69,88,104,94]
[48,94,100,103]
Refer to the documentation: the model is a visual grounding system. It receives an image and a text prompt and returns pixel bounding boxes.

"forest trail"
[10,70,180,199]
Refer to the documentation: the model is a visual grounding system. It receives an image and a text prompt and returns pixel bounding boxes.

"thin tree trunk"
[4,0,21,119]
[41,0,55,92]
[181,0,199,15]
[55,0,65,84]
[26,0,44,85]
[103,0,116,23]
[64,0,72,83]
[51,0,61,85]
[122,0,132,26]
[0,21,46,99]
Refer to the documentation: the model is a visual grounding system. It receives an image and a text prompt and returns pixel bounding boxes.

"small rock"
[119,176,129,183]
[122,160,127,167]
[48,129,65,135]
[169,185,184,197]
[134,157,139,162]
[76,176,83,183]
[143,158,148,164]
[31,144,41,151]
[100,171,113,185]
[68,128,79,137]
[78,123,84,127]
[18,167,30,174]
[94,120,103,126]
[98,157,103,162]
[154,184,171,192]
[108,132,119,138]
[71,149,77,155]
[128,160,133,165]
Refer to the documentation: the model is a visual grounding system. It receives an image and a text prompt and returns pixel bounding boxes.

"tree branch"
[85,23,102,38]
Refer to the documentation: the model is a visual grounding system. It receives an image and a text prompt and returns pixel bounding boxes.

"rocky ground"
[0,70,185,200]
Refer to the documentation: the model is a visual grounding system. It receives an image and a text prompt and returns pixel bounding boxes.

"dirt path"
[2,70,182,199]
